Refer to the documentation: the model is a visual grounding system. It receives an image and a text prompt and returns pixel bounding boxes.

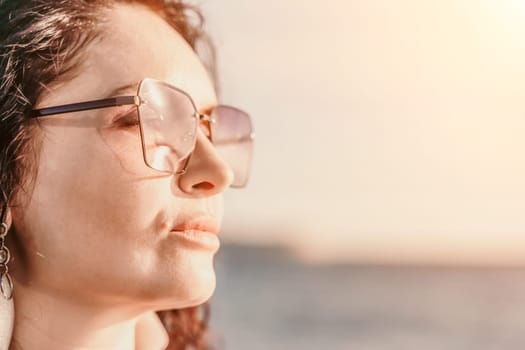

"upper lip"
[170,216,220,234]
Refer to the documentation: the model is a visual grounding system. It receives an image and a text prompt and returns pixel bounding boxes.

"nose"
[177,130,234,196]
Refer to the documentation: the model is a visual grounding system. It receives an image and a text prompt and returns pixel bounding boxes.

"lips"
[168,216,221,251]
[170,217,220,234]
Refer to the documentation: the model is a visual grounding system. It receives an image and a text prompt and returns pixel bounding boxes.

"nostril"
[192,182,214,191]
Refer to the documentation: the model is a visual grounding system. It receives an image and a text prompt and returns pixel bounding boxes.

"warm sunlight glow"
[478,0,525,38]
[502,0,525,16]
[208,0,525,266]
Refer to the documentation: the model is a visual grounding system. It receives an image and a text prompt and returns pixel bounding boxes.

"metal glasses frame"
[29,80,218,176]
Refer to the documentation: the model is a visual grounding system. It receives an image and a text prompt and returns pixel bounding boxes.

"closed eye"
[113,107,140,128]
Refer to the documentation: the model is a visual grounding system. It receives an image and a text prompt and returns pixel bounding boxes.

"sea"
[209,243,525,350]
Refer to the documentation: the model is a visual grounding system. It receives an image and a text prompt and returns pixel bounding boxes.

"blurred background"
[192,0,525,349]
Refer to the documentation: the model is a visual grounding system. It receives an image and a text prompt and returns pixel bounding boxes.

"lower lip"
[169,230,220,251]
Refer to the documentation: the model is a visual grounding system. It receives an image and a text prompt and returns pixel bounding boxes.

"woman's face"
[11,3,232,309]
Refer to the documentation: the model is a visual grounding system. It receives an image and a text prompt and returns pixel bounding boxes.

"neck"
[10,283,168,350]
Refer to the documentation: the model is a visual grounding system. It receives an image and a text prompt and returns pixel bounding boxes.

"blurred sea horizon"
[210,242,525,350]
[199,1,525,348]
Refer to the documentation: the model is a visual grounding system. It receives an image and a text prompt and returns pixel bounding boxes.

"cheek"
[97,123,145,174]
[40,124,147,203]
[24,125,169,252]
[14,125,178,288]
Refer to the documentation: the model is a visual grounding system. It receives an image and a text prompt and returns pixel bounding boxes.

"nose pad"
[176,130,233,196]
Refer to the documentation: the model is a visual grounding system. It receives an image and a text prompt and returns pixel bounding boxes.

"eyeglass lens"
[211,106,253,188]
[137,79,253,187]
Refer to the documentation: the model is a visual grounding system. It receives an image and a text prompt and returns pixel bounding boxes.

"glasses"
[30,78,254,188]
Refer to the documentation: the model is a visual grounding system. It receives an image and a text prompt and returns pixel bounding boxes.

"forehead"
[40,3,216,109]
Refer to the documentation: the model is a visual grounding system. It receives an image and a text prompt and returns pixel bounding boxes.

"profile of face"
[10,3,233,311]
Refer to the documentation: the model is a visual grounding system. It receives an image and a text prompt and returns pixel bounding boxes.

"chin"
[182,268,217,307]
[148,263,217,309]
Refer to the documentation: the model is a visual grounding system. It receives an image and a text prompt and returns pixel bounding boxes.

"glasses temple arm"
[30,96,140,118]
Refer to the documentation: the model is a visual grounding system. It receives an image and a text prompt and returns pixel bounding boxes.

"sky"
[194,0,525,265]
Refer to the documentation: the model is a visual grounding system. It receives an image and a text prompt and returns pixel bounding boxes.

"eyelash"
[114,108,140,128]
[111,109,213,139]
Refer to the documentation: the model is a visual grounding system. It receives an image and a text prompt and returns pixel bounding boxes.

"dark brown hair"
[0,1,217,349]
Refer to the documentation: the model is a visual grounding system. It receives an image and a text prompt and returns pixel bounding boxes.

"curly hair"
[0,1,217,349]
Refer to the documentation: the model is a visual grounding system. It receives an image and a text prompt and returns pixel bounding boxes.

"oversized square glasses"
[30,78,254,188]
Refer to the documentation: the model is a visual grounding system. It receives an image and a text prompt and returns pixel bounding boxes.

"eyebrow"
[105,81,140,98]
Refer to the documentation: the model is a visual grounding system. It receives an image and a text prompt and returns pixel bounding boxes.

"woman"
[0,0,253,349]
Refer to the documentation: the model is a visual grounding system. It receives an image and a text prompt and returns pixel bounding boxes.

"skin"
[7,3,233,350]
